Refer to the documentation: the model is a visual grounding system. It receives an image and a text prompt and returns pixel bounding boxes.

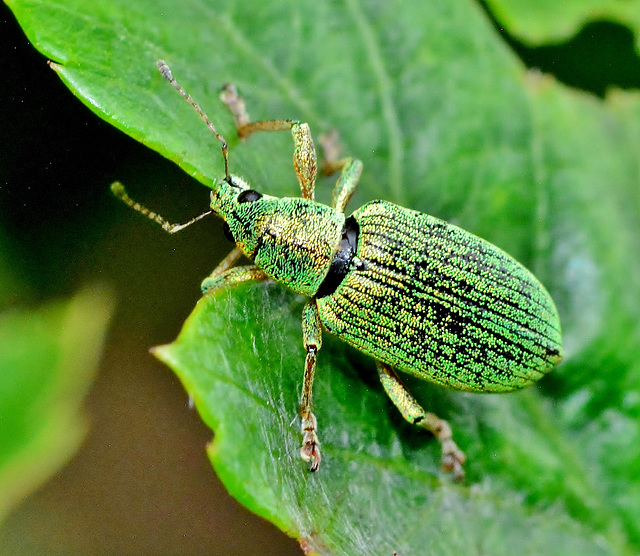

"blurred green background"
[1,1,639,555]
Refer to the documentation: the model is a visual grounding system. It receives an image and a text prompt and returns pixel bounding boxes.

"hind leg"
[377,361,466,481]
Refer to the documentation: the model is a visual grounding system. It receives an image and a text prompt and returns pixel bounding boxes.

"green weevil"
[112,60,563,481]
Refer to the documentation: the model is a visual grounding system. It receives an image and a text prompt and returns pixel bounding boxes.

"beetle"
[112,60,563,481]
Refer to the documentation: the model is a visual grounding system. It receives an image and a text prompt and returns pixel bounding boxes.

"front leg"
[220,84,318,201]
[204,262,324,472]
[299,300,323,471]
[200,247,268,293]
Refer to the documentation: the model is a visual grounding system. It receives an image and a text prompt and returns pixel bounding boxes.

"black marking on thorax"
[315,216,359,299]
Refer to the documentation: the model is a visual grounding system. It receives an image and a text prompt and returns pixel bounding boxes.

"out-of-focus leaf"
[484,0,640,45]
[0,287,114,523]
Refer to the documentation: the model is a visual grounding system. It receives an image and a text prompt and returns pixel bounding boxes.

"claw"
[439,431,467,482]
[300,412,321,472]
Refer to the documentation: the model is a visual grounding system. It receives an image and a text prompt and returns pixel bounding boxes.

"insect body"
[113,61,563,481]
[317,201,563,393]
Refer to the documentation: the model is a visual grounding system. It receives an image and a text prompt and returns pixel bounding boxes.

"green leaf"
[6,0,640,553]
[484,0,640,45]
[154,284,618,555]
[0,287,114,523]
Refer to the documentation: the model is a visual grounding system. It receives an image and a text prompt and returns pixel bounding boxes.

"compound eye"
[237,189,263,203]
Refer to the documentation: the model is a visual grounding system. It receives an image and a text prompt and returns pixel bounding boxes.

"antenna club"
[110,181,126,196]
[156,59,173,82]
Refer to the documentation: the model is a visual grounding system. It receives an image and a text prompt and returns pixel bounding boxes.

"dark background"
[2,2,639,554]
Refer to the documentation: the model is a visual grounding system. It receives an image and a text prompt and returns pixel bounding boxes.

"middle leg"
[319,130,363,213]
[221,84,318,201]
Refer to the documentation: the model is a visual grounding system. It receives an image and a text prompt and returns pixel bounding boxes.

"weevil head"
[210,174,345,296]
[210,174,279,258]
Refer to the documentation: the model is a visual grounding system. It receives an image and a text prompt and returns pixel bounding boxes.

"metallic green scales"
[113,61,565,479]
[212,177,345,297]
[316,200,563,393]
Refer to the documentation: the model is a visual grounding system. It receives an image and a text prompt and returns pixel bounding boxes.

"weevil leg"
[318,130,363,213]
[299,300,323,471]
[329,159,362,214]
[201,265,268,293]
[290,123,318,201]
[220,84,318,201]
[200,247,268,293]
[318,129,344,176]
[376,362,467,481]
[204,246,243,279]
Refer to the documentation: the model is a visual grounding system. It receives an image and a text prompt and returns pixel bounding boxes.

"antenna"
[156,59,229,179]
[110,182,212,233]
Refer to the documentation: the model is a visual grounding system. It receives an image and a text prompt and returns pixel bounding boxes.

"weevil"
[112,60,563,481]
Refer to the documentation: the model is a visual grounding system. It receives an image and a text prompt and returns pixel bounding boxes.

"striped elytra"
[316,200,563,393]
[117,62,566,477]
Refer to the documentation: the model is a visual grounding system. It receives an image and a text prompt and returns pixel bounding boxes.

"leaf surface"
[6,0,640,553]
